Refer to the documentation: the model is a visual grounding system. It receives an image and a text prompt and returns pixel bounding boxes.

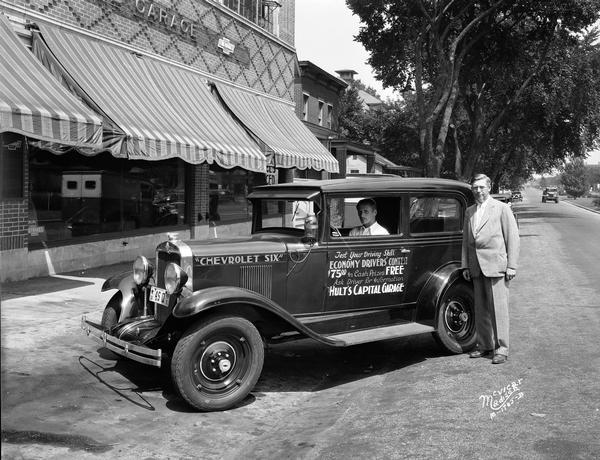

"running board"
[325,322,435,346]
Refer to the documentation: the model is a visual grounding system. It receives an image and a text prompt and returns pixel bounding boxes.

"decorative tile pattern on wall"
[6,0,295,100]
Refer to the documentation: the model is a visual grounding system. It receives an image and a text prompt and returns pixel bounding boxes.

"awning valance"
[214,83,339,173]
[32,24,267,172]
[0,15,102,148]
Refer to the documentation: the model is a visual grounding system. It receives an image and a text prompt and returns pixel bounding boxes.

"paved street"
[1,187,599,460]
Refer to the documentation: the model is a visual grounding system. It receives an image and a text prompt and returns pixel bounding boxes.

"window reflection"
[28,149,187,248]
[207,166,265,223]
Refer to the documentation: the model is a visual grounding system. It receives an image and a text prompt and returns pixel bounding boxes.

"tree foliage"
[561,158,588,197]
[346,0,600,179]
[337,85,365,141]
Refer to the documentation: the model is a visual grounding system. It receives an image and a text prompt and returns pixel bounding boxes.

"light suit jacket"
[461,198,520,277]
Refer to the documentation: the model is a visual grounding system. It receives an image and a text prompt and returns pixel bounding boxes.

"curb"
[562,200,600,215]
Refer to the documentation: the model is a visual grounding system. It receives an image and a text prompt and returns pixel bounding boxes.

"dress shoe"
[469,349,492,358]
[492,354,508,364]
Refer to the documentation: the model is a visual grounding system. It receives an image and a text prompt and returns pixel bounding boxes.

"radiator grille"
[156,251,181,288]
[240,265,272,298]
[154,250,181,322]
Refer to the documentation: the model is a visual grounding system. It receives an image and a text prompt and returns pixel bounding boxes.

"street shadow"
[1,262,131,300]
[256,333,436,393]
[84,334,443,412]
[1,275,95,300]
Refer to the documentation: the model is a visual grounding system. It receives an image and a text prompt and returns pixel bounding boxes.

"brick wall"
[188,163,209,225]
[0,134,28,251]
[0,201,28,251]
[278,0,294,45]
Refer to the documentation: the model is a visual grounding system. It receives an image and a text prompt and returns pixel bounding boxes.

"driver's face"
[357,204,377,227]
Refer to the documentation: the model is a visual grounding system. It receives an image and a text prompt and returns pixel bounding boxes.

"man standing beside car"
[462,174,520,364]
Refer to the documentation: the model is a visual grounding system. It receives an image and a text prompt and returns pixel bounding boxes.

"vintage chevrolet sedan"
[82,177,476,411]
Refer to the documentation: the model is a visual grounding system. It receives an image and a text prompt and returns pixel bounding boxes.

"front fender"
[101,271,138,322]
[416,262,470,322]
[173,286,342,346]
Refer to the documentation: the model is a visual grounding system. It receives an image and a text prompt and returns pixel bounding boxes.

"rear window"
[409,196,462,234]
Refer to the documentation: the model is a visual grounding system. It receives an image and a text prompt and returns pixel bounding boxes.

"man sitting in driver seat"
[350,198,389,236]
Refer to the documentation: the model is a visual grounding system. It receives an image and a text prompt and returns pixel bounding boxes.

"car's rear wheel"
[434,283,476,354]
[171,316,264,411]
[101,292,122,330]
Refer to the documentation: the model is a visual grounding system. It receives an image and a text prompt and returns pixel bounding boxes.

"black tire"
[434,283,476,354]
[171,316,264,411]
[101,292,122,330]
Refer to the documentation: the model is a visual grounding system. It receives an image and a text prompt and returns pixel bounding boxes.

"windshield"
[253,199,319,232]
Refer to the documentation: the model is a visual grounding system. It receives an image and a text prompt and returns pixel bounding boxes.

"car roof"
[249,177,472,198]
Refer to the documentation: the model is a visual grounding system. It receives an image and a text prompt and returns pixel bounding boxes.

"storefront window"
[28,149,187,248]
[208,166,265,223]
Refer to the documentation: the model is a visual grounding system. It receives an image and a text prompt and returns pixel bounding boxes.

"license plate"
[149,286,169,306]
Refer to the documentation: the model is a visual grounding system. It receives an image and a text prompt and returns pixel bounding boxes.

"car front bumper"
[81,316,162,367]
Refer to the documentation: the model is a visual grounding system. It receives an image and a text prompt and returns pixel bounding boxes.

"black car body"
[82,177,477,411]
[542,187,559,203]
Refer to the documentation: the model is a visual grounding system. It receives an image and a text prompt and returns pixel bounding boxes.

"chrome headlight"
[133,256,153,285]
[165,263,188,294]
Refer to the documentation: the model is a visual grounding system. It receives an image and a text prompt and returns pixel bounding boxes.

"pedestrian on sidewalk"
[461,173,520,364]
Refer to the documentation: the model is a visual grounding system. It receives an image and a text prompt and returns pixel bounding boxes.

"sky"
[294,0,398,101]
[585,149,600,165]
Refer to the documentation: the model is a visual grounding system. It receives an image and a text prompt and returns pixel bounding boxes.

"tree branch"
[485,20,558,138]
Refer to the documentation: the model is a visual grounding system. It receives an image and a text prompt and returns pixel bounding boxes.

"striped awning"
[0,15,102,148]
[214,83,339,173]
[32,24,267,172]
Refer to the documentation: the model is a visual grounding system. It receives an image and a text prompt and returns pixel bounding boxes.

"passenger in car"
[350,198,390,236]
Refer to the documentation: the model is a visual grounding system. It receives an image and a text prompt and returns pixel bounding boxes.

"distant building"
[295,60,347,179]
[335,69,384,110]
[296,63,420,178]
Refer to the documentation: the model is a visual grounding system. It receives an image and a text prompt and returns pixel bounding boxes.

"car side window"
[409,196,462,234]
[328,196,401,237]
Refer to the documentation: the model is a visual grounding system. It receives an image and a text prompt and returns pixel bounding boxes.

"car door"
[323,194,412,313]
[402,192,466,309]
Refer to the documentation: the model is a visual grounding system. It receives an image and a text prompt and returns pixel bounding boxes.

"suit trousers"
[472,275,510,356]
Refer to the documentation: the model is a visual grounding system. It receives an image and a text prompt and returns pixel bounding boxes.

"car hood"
[185,234,296,257]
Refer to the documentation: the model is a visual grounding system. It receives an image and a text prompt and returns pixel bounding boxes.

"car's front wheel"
[434,283,476,354]
[101,292,122,330]
[171,316,264,411]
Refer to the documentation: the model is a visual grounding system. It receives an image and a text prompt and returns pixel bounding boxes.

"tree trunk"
[453,124,462,179]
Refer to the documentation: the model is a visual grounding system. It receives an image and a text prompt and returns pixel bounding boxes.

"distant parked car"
[492,192,512,205]
[511,191,522,202]
[542,187,559,203]
[492,193,518,227]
